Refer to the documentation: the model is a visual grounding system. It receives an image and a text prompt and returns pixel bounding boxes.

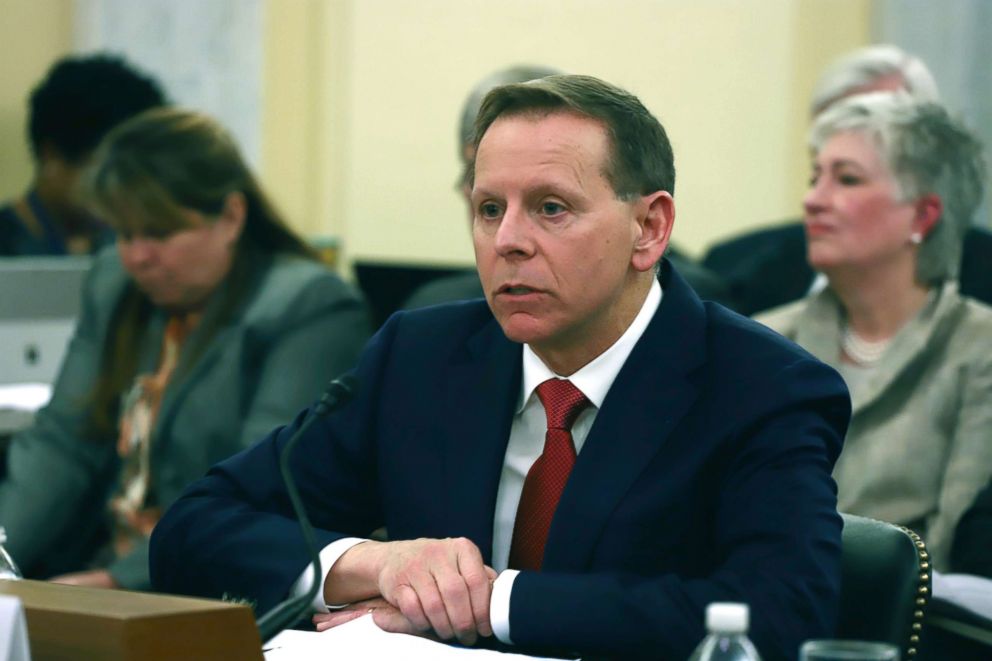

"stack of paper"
[264,614,574,660]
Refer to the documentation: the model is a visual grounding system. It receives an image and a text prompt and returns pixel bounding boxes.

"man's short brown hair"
[471,74,675,199]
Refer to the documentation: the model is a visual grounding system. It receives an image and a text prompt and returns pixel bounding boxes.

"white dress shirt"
[293,279,663,645]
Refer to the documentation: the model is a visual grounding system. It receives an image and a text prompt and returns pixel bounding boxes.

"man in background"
[0,53,166,256]
[702,44,991,314]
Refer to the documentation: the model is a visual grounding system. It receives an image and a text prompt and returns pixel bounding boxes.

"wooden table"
[0,579,263,660]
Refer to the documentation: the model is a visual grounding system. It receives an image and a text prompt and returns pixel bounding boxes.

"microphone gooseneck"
[256,374,358,643]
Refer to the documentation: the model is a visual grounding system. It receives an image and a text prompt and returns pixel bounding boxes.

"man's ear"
[911,193,942,242]
[631,191,675,272]
[217,191,247,245]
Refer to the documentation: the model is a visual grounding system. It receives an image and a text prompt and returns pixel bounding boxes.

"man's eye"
[479,202,502,219]
[540,201,566,216]
[838,174,863,186]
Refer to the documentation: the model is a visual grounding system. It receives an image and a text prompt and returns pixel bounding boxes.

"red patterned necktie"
[508,378,590,571]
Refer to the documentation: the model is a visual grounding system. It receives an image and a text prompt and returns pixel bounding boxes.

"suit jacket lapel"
[795,284,958,414]
[851,284,959,413]
[442,317,522,565]
[154,324,234,442]
[544,264,706,571]
[152,269,253,444]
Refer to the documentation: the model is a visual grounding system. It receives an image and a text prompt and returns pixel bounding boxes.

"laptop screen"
[0,257,92,386]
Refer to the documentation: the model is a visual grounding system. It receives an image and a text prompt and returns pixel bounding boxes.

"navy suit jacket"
[151,262,850,660]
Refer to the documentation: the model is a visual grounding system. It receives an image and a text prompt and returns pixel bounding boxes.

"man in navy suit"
[151,75,850,659]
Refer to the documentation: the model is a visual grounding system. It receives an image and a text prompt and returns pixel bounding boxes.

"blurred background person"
[758,93,992,571]
[0,108,370,590]
[0,53,166,256]
[703,44,992,315]
[403,63,732,311]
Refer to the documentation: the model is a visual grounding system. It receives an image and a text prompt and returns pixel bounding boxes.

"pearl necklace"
[841,324,891,366]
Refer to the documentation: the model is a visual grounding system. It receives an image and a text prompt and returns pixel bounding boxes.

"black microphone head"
[315,374,359,416]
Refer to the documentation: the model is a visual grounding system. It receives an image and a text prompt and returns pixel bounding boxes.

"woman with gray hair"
[758,92,992,570]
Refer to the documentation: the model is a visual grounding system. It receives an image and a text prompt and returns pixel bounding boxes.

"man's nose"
[493,205,534,259]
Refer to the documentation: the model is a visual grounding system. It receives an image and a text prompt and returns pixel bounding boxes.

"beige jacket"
[758,282,992,570]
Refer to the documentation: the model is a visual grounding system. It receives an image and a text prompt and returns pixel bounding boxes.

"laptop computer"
[0,256,92,386]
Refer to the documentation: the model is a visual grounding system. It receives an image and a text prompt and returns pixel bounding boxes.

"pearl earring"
[910,232,923,245]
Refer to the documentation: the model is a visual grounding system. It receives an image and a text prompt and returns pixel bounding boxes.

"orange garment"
[110,313,200,557]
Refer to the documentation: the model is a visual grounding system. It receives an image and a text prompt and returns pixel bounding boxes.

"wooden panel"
[0,580,263,660]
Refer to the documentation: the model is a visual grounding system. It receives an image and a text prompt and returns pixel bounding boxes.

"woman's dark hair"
[81,107,317,437]
[29,53,166,164]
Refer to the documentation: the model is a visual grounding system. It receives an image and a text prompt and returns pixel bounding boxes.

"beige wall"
[787,0,873,209]
[261,0,348,243]
[0,0,73,201]
[263,0,873,269]
[3,0,872,267]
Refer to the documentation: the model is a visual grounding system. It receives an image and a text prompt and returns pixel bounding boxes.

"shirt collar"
[518,278,662,412]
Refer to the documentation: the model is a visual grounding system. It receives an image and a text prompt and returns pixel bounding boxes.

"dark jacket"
[0,247,370,588]
[151,262,849,660]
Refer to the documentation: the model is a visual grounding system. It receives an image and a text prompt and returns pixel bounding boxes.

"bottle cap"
[706,602,749,633]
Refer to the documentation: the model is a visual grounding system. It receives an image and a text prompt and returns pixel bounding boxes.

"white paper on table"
[0,384,52,412]
[263,614,574,660]
[931,570,992,621]
[0,594,31,661]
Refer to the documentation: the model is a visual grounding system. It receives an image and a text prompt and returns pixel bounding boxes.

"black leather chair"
[839,514,931,658]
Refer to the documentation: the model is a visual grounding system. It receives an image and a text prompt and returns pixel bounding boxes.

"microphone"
[256,374,358,643]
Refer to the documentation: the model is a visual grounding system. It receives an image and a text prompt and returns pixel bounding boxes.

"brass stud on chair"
[899,525,930,660]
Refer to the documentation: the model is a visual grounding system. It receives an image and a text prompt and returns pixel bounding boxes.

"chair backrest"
[839,513,930,658]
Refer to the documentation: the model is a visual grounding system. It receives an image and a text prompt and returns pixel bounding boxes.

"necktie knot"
[536,378,589,431]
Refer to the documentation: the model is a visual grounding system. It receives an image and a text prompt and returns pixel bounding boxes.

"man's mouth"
[498,284,539,295]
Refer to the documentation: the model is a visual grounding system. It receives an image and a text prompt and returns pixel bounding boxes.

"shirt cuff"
[289,537,367,613]
[490,569,519,644]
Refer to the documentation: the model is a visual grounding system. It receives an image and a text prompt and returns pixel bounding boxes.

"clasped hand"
[317,537,498,646]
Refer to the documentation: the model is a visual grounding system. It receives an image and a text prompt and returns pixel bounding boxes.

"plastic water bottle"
[0,526,23,580]
[689,602,762,660]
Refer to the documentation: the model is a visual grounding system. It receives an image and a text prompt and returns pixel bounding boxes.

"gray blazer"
[0,248,370,587]
[758,282,992,570]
